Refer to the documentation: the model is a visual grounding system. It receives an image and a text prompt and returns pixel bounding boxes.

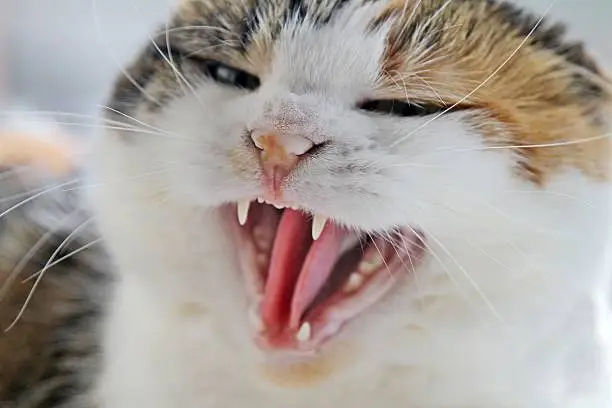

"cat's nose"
[250,130,314,197]
[250,130,314,157]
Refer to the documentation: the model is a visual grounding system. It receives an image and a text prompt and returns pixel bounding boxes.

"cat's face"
[101,0,610,353]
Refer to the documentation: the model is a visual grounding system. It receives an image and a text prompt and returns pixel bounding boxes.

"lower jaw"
[223,202,427,356]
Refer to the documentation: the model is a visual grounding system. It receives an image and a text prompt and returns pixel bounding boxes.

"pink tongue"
[261,209,346,334]
[288,224,346,329]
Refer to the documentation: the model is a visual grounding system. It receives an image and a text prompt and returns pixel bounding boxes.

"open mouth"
[226,199,426,355]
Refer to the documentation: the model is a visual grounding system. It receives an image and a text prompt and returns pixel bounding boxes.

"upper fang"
[312,214,327,240]
[237,200,251,226]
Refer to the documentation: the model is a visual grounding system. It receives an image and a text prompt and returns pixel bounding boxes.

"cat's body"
[2,0,612,407]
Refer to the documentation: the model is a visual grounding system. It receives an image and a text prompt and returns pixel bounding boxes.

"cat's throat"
[227,202,426,354]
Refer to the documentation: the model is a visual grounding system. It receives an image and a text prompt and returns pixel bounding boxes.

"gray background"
[4,0,612,126]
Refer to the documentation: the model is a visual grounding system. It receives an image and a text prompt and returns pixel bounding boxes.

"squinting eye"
[198,60,261,91]
[357,99,444,117]
[157,45,261,91]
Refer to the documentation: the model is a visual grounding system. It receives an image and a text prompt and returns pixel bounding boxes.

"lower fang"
[344,273,364,292]
[296,323,312,342]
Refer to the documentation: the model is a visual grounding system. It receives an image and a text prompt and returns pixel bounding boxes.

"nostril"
[250,130,314,157]
[278,134,314,156]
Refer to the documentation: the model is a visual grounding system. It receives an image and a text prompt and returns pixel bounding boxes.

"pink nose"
[250,130,314,198]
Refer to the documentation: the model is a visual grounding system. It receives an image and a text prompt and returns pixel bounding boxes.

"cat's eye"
[196,60,261,91]
[158,46,260,91]
[357,99,444,117]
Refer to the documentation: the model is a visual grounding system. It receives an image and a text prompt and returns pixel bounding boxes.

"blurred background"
[1,0,611,138]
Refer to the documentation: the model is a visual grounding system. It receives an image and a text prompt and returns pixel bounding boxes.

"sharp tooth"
[344,273,364,292]
[237,200,251,226]
[273,203,285,209]
[296,322,312,343]
[359,255,384,275]
[257,197,264,204]
[311,214,327,240]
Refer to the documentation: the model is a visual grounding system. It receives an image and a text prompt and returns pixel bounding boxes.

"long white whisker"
[380,230,427,308]
[155,25,236,37]
[380,131,611,173]
[4,217,96,332]
[91,0,162,107]
[6,120,186,139]
[0,211,80,304]
[475,132,611,150]
[139,7,209,112]
[388,0,558,149]
[164,12,190,98]
[98,105,191,140]
[58,166,181,194]
[0,179,81,221]
[0,110,141,128]
[23,238,104,284]
[417,224,509,326]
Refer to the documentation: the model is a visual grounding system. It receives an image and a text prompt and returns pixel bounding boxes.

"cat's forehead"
[168,0,604,94]
[171,0,390,83]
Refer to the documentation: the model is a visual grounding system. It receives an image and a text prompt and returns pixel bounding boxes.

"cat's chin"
[221,200,426,355]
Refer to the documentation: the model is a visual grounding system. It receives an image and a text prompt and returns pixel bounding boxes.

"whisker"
[498,189,595,209]
[154,25,237,37]
[0,179,81,221]
[476,132,612,150]
[0,211,80,304]
[163,14,191,98]
[98,105,190,140]
[4,217,96,332]
[396,232,425,297]
[381,229,425,277]
[414,73,445,105]
[368,233,394,280]
[0,110,139,128]
[5,120,187,139]
[145,27,208,110]
[400,223,480,310]
[393,130,612,168]
[388,0,558,149]
[58,166,182,194]
[91,0,163,107]
[23,238,104,284]
[417,224,508,326]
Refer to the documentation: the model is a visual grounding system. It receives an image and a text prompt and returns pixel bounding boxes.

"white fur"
[87,4,612,407]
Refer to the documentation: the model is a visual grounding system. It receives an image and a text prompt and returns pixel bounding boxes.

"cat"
[1,0,611,407]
